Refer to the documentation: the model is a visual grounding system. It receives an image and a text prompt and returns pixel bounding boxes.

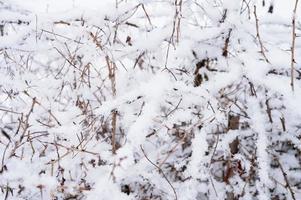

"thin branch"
[0,107,21,115]
[158,131,187,169]
[0,144,9,173]
[111,110,117,154]
[23,91,62,126]
[141,4,153,27]
[140,145,178,200]
[291,0,299,91]
[275,156,296,200]
[105,56,117,154]
[253,6,270,63]
[41,29,83,44]
[165,98,182,117]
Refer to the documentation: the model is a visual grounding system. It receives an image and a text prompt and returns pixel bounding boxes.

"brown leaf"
[229,137,239,155]
[228,115,240,130]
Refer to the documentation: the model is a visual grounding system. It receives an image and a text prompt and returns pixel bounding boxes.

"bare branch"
[290,0,299,91]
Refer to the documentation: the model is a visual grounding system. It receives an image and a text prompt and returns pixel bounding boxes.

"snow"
[0,0,301,199]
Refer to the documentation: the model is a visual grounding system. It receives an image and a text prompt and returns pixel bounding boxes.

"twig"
[165,98,182,117]
[158,131,187,168]
[133,51,145,69]
[35,15,38,43]
[175,0,182,43]
[20,97,36,142]
[0,107,21,115]
[209,175,218,197]
[41,29,83,44]
[291,0,299,91]
[141,4,153,27]
[275,156,296,200]
[222,28,232,57]
[0,144,9,173]
[105,56,117,154]
[209,134,219,168]
[162,0,182,81]
[140,145,178,200]
[253,6,270,63]
[241,0,251,19]
[111,110,117,154]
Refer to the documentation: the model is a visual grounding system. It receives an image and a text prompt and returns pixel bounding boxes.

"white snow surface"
[0,0,301,199]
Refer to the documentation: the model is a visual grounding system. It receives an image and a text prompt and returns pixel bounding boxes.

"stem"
[291,0,299,91]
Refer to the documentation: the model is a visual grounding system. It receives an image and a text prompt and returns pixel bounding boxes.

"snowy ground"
[1,0,301,199]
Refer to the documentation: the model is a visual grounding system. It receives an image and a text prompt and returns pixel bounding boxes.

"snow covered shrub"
[0,0,301,199]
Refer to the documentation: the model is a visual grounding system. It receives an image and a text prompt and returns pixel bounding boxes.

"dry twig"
[140,145,178,200]
[253,6,270,63]
[105,56,117,154]
[275,156,296,200]
[290,0,299,91]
